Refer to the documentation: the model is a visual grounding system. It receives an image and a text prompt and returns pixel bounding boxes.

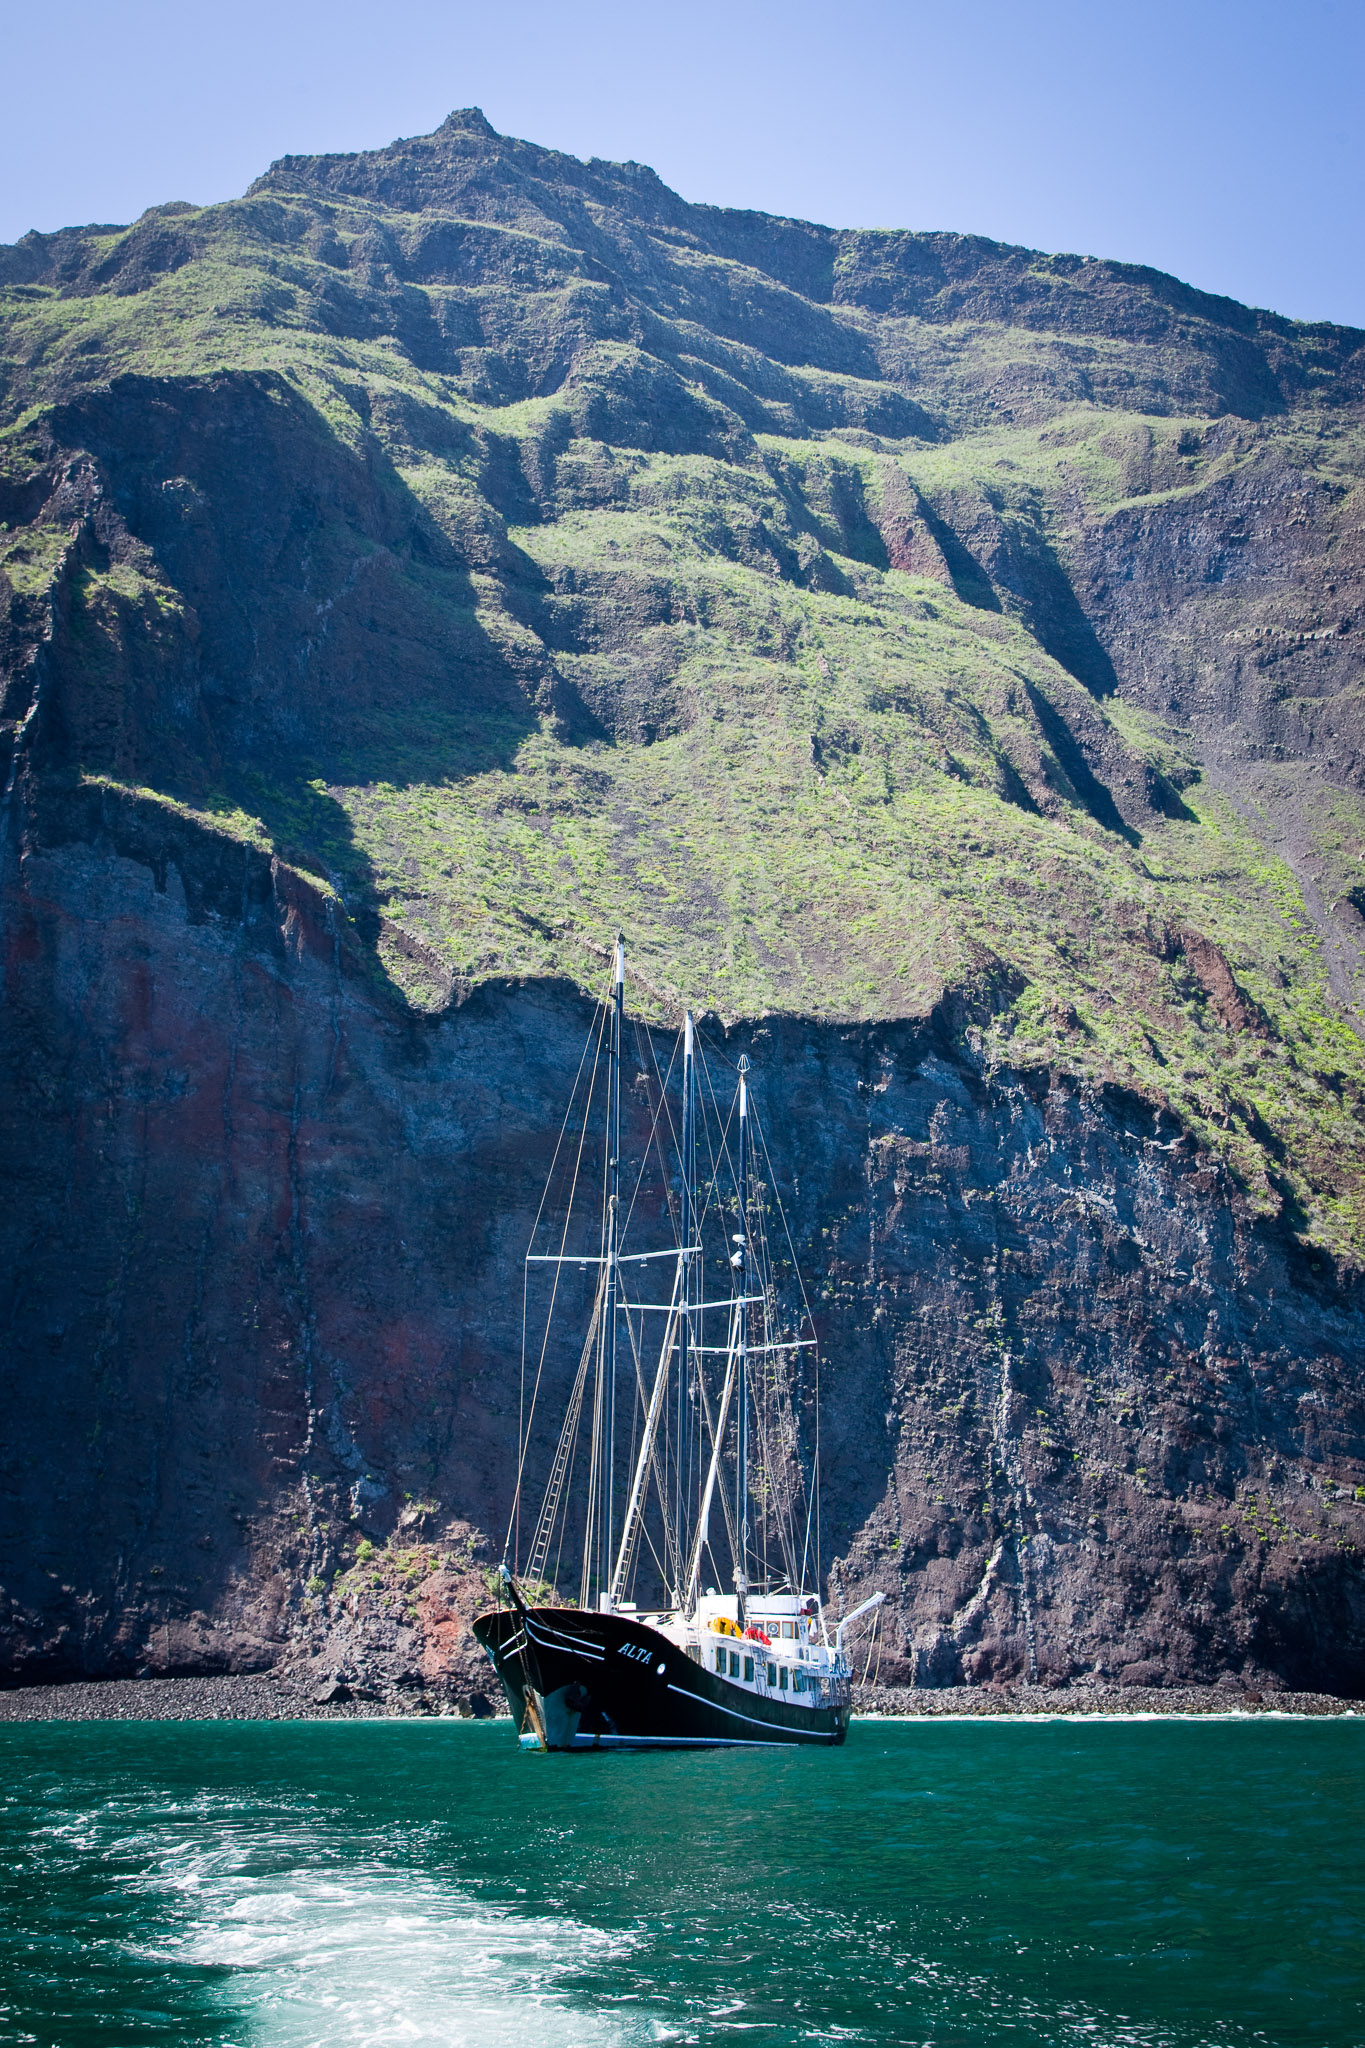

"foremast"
[607,972,697,1613]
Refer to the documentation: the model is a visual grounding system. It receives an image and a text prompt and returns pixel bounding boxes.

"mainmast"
[674,1011,696,1604]
[734,1053,751,1629]
[601,931,624,1608]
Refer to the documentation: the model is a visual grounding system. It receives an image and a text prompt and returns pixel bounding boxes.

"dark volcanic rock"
[850,1682,1359,1718]
[1,797,1362,1697]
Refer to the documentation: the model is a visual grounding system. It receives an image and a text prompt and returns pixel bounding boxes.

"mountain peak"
[437,106,498,139]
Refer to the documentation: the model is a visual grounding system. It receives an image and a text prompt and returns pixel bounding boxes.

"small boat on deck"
[473,937,882,1749]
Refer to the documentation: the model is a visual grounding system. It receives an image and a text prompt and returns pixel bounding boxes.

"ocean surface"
[0,1716,1361,2047]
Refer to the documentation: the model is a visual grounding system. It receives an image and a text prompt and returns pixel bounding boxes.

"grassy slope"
[2,164,1364,1259]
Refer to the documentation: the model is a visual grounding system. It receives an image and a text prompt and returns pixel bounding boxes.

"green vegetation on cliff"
[3,110,1364,1254]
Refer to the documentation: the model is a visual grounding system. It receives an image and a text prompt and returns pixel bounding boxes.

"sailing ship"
[473,937,883,1749]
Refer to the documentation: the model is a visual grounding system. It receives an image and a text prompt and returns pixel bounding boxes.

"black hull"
[472,1604,850,1749]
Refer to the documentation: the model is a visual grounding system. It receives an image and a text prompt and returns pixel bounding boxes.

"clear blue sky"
[4,0,1362,326]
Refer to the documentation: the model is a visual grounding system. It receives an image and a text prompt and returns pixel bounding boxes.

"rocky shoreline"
[0,1674,1358,1724]
[852,1682,1361,1718]
[0,1674,474,1722]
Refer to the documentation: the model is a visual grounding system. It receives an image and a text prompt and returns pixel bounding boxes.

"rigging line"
[751,1105,824,1589]
[632,1516,668,1599]
[504,991,610,1568]
[619,1022,681,1248]
[583,1083,612,1610]
[622,1305,643,1569]
[751,1379,801,1592]
[635,1030,689,1590]
[550,1397,586,1601]
[742,1105,805,1593]
[614,1292,680,1597]
[695,1056,747,1274]
[639,1023,683,1245]
[641,1018,683,1237]
[632,1446,675,1599]
[694,1018,743,1074]
[526,1279,603,1584]
[860,1601,883,1687]
[752,1107,820,1349]
[690,1049,746,1565]
[627,1428,674,1600]
[678,1046,723,1534]
[695,1032,736,1220]
[695,1040,740,1208]
[530,960,617,1596]
[678,1047,745,1575]
[645,1015,682,1152]
[646,1335,682,1592]
[698,1053,767,1592]
[745,1185,801,1593]
[617,1290,678,1602]
[807,1337,822,1598]
[519,950,609,1589]
[744,1155,806,1591]
[689,1040,739,1485]
[693,1319,740,1571]
[526,972,613,1252]
[700,1534,727,1600]
[769,1386,807,1586]
[646,1435,676,1593]
[516,1260,528,1573]
[582,1284,608,1611]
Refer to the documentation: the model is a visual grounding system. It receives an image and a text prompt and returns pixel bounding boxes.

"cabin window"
[779,1667,788,1691]
[729,1651,740,1678]
[793,1671,805,1693]
[714,1649,726,1673]
[782,1622,795,1638]
[743,1657,754,1683]
[767,1663,777,1686]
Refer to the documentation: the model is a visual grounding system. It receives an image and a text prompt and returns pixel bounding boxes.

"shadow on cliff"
[25,370,580,1005]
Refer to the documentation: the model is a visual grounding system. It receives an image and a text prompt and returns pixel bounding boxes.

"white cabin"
[634,1590,844,1705]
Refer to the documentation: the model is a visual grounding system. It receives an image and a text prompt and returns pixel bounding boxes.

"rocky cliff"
[2,111,1363,1699]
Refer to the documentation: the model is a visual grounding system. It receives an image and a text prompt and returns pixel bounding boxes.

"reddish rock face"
[3,794,1362,1702]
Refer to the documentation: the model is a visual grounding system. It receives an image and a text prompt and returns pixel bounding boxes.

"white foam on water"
[125,1818,654,2048]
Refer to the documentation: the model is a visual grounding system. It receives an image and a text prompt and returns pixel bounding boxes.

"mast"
[674,1011,696,1603]
[601,932,624,1609]
[734,1053,751,1628]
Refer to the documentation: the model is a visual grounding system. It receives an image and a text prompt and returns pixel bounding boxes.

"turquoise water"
[0,1717,1361,2047]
